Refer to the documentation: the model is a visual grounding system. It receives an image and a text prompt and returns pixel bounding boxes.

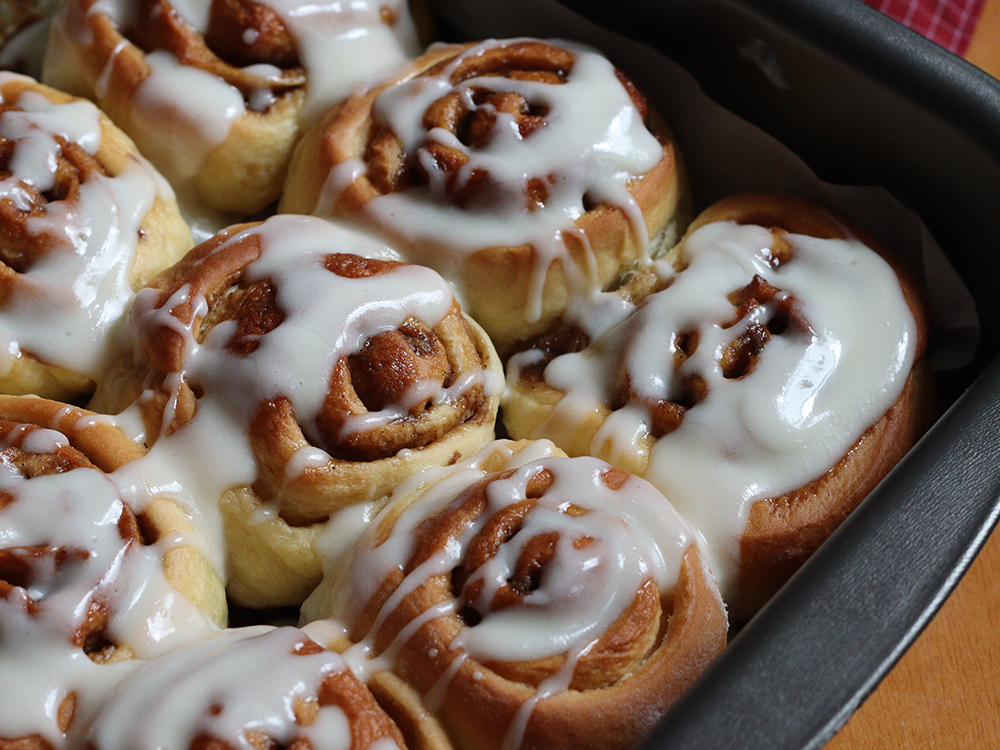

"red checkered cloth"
[862,0,985,55]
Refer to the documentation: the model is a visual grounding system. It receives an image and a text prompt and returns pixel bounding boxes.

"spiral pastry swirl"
[42,0,424,217]
[84,625,416,750]
[94,214,503,607]
[0,73,192,401]
[280,37,687,357]
[0,395,225,750]
[504,194,936,620]
[319,440,726,750]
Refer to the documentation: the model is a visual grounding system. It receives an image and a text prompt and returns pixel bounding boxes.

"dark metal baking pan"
[426,1,1000,748]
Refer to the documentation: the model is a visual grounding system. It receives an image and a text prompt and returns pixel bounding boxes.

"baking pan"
[426,1,1000,748]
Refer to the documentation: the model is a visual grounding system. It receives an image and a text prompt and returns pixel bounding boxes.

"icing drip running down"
[509,219,918,597]
[0,74,168,384]
[44,0,422,217]
[0,422,215,748]
[322,444,705,750]
[312,38,669,327]
[86,626,405,750]
[130,0,423,124]
[157,219,456,451]
[106,214,502,603]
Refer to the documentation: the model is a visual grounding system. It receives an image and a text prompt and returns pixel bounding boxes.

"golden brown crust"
[0,394,227,626]
[674,194,937,620]
[503,193,936,622]
[0,76,191,290]
[0,735,58,750]
[0,411,146,669]
[363,671,458,750]
[96,219,502,607]
[0,395,227,747]
[0,394,145,470]
[42,0,307,215]
[43,0,425,217]
[381,547,724,750]
[340,450,727,750]
[736,357,937,621]
[126,0,306,95]
[126,222,500,521]
[281,39,688,358]
[505,194,931,464]
[0,75,192,400]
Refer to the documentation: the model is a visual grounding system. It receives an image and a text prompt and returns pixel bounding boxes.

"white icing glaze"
[319,39,664,320]
[262,0,421,126]
[0,75,172,381]
[501,640,589,750]
[47,0,421,215]
[107,214,497,574]
[86,625,401,750]
[18,426,70,454]
[301,438,565,623]
[216,218,453,444]
[0,451,216,747]
[509,219,918,597]
[321,444,694,707]
[131,50,245,181]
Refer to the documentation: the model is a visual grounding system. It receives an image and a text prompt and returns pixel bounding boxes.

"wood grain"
[825,5,1000,745]
[965,0,1000,73]
[826,524,1000,747]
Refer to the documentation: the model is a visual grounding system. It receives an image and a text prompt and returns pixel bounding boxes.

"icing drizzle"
[108,214,500,571]
[315,442,696,748]
[49,0,421,197]
[320,39,666,323]
[86,626,404,750]
[0,421,216,747]
[0,74,171,382]
[508,219,918,596]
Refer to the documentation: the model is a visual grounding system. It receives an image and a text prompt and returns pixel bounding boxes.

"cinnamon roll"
[0,394,226,750]
[503,194,936,621]
[41,0,425,221]
[311,439,727,750]
[280,38,688,357]
[0,73,192,401]
[94,214,503,608]
[84,625,423,750]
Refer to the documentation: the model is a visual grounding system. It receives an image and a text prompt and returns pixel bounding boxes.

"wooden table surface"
[825,2,1000,746]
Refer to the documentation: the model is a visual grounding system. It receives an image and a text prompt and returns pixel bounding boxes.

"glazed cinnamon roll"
[0,73,192,401]
[280,38,688,357]
[42,0,425,221]
[94,214,503,608]
[311,439,727,750]
[84,625,423,750]
[504,194,936,621]
[0,394,226,750]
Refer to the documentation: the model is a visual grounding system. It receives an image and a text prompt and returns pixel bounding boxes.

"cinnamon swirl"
[0,73,192,401]
[310,439,727,750]
[94,214,503,608]
[42,0,425,222]
[503,194,936,621]
[0,394,225,750]
[280,38,688,357]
